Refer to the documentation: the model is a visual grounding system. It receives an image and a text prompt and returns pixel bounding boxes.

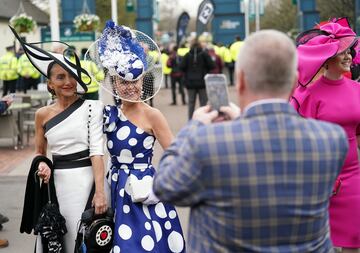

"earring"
[325,64,329,70]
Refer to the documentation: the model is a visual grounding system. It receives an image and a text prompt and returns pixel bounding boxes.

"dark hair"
[47,61,57,97]
[350,46,356,59]
[81,48,88,58]
[47,61,57,78]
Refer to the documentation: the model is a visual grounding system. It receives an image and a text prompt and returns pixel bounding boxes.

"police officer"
[0,45,18,96]
[80,48,104,100]
[18,48,41,93]
[229,36,244,86]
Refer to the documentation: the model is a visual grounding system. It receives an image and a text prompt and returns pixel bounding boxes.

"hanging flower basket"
[73,13,100,32]
[9,13,37,33]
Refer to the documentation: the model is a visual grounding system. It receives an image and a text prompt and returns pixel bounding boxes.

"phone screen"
[204,74,229,111]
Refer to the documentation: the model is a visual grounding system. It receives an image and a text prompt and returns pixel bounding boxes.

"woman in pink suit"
[290,18,360,252]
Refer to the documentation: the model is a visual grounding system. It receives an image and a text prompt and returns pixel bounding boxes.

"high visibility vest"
[230,41,244,62]
[80,60,104,94]
[0,52,18,81]
[18,54,41,79]
[161,53,171,75]
[219,46,232,63]
[213,44,220,56]
[148,50,160,64]
[177,47,190,57]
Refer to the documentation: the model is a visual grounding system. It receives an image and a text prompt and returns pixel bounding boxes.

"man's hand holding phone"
[219,103,241,120]
[192,105,219,125]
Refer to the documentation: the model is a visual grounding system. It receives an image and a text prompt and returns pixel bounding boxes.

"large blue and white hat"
[99,21,147,81]
[86,21,163,102]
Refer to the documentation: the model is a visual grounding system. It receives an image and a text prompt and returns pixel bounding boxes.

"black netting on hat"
[295,29,330,47]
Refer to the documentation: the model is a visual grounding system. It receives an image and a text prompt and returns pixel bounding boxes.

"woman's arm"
[149,108,174,149]
[90,155,107,214]
[34,108,50,183]
[89,100,107,214]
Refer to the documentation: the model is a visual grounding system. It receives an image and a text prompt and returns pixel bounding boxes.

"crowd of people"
[0,45,41,96]
[160,34,242,119]
[1,16,360,252]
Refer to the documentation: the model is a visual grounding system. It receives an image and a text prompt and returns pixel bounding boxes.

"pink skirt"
[329,171,360,247]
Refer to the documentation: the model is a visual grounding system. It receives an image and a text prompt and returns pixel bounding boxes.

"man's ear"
[236,70,246,95]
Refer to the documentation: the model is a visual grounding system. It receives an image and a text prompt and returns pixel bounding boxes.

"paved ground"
[0,86,238,252]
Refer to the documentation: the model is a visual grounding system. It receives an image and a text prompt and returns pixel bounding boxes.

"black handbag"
[74,180,114,253]
[74,207,114,253]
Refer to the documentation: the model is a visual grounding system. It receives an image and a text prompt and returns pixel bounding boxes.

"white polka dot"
[108,140,113,149]
[119,111,127,121]
[165,221,172,230]
[124,169,130,174]
[136,128,144,134]
[141,235,154,251]
[118,224,132,240]
[152,220,162,242]
[112,173,118,182]
[142,205,151,219]
[128,138,137,146]
[133,163,148,170]
[116,126,131,140]
[135,153,144,158]
[168,231,184,253]
[113,245,120,253]
[143,136,155,149]
[123,205,130,213]
[154,203,167,218]
[120,164,128,169]
[108,122,116,132]
[169,210,177,219]
[119,188,125,197]
[133,59,144,69]
[118,149,134,164]
[106,122,116,132]
[144,222,151,230]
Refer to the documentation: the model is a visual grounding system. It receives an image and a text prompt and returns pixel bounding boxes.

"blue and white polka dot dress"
[104,105,186,253]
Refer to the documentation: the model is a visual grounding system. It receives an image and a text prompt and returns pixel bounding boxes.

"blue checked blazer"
[154,102,348,253]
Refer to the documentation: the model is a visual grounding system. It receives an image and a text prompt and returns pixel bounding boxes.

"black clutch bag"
[75,208,114,253]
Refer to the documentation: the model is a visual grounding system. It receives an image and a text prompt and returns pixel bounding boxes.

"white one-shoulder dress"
[36,98,104,253]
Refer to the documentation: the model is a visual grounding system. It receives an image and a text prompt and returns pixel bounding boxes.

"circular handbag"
[75,208,114,253]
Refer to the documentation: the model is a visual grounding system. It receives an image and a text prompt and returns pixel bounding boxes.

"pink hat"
[296,20,357,86]
[353,39,360,64]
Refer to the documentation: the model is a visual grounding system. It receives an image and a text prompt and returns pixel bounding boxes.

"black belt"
[53,149,91,169]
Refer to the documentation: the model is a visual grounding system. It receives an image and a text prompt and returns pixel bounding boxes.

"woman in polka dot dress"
[103,78,186,253]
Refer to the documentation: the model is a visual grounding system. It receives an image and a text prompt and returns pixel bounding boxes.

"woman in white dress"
[10,27,107,252]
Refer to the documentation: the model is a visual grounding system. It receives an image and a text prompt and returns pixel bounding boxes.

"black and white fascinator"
[9,25,91,94]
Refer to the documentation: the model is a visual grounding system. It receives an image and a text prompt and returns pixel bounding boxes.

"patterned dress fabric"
[103,105,185,253]
[291,76,360,247]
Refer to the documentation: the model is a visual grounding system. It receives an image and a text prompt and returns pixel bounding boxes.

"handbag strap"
[85,101,95,211]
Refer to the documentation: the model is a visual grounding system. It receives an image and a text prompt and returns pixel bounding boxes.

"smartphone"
[204,74,229,111]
